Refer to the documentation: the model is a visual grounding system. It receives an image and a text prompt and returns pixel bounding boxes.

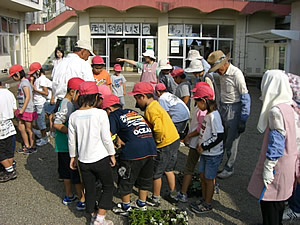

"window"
[1,17,8,33]
[202,24,217,37]
[58,36,77,53]
[1,35,9,54]
[219,25,234,38]
[218,40,232,56]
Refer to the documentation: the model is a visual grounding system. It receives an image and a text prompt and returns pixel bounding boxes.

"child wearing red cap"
[29,62,52,146]
[92,56,112,91]
[54,77,85,210]
[102,94,157,216]
[68,81,115,225]
[128,82,180,206]
[111,64,126,106]
[189,85,224,214]
[9,64,37,154]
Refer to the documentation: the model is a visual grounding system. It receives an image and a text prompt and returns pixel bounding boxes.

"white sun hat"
[75,40,95,56]
[142,50,156,60]
[158,59,172,70]
[184,60,204,73]
[186,50,203,61]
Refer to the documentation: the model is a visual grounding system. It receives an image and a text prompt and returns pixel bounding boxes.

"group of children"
[1,46,299,225]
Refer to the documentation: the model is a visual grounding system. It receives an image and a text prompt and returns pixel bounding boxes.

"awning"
[246,29,300,41]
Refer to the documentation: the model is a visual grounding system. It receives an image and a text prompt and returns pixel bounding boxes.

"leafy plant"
[128,209,188,225]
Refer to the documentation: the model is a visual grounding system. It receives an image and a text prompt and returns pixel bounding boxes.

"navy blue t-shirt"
[109,108,157,160]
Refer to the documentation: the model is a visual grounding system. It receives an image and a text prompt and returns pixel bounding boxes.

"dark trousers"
[79,156,114,213]
[260,200,285,225]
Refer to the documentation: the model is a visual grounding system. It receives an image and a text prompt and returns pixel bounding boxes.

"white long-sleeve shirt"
[68,108,115,163]
[52,53,94,100]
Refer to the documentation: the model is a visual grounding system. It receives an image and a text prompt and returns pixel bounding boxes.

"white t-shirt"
[68,108,115,163]
[33,75,52,105]
[159,92,190,123]
[0,88,17,139]
[199,110,224,156]
[52,53,94,100]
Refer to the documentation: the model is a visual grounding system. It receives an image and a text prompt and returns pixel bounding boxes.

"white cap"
[158,59,172,70]
[185,60,204,73]
[142,50,156,60]
[186,50,203,61]
[75,40,95,56]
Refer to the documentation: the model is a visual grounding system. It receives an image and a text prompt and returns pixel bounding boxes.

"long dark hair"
[55,47,64,59]
[77,93,100,108]
[205,99,217,113]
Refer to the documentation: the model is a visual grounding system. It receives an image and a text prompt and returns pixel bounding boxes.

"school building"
[13,0,300,76]
[0,0,42,72]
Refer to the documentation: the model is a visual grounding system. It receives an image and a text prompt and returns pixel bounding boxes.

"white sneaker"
[32,128,42,138]
[283,207,300,220]
[36,137,48,146]
[217,169,234,179]
[50,131,55,138]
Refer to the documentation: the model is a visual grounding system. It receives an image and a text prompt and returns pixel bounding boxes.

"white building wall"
[29,17,78,65]
[290,1,300,75]
[246,12,275,76]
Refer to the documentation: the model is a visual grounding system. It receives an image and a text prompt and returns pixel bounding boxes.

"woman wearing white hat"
[117,50,159,85]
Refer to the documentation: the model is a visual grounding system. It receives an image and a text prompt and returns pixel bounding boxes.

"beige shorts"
[184,148,201,175]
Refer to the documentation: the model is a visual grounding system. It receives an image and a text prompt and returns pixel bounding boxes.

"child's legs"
[136,157,154,201]
[75,183,85,202]
[165,171,176,191]
[94,157,114,213]
[18,120,29,147]
[36,104,47,137]
[199,173,206,199]
[153,178,162,196]
[24,121,35,147]
[203,178,214,204]
[63,179,73,196]
[49,113,54,131]
[181,148,201,194]
[118,96,125,106]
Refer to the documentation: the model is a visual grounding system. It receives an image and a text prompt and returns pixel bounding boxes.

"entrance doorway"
[110,38,138,72]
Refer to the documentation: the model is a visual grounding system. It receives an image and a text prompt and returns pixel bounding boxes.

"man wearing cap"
[157,59,177,94]
[155,83,190,139]
[207,50,251,179]
[51,40,95,110]
[92,56,112,90]
[128,82,180,206]
[117,50,159,85]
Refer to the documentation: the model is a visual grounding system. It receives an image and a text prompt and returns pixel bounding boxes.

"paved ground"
[0,73,298,225]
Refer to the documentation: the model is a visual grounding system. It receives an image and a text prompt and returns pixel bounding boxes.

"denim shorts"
[35,104,46,130]
[45,102,56,114]
[199,153,223,179]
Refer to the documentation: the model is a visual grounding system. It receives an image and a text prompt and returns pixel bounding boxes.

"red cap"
[67,78,84,90]
[128,82,153,95]
[114,64,122,72]
[92,56,105,65]
[155,83,166,92]
[98,85,112,98]
[28,62,42,75]
[102,94,120,109]
[191,82,210,92]
[9,64,23,77]
[171,68,184,77]
[192,85,214,100]
[79,81,99,95]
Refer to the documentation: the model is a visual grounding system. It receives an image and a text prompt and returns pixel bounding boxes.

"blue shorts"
[199,154,223,179]
[45,102,56,114]
[35,104,46,130]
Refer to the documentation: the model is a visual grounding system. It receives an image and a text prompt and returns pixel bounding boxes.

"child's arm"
[19,86,30,114]
[54,101,73,134]
[68,117,77,170]
[122,83,126,96]
[182,96,190,106]
[101,113,116,156]
[33,85,48,96]
[54,124,68,134]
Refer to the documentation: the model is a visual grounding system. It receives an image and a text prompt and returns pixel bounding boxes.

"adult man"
[117,50,159,85]
[207,50,251,179]
[51,40,95,109]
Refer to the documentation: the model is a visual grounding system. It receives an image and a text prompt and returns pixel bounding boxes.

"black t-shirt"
[109,108,157,160]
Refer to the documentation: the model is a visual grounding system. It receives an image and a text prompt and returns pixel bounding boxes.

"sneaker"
[176,192,188,203]
[92,218,114,225]
[24,147,37,155]
[62,194,77,205]
[283,207,300,220]
[0,170,17,182]
[146,196,161,207]
[215,183,220,194]
[76,201,86,211]
[191,202,212,214]
[133,200,147,211]
[180,142,185,147]
[164,192,178,205]
[36,137,48,146]
[190,198,205,210]
[112,203,133,216]
[12,160,16,169]
[217,169,234,179]
[50,131,55,138]
[32,128,42,138]
[17,146,28,154]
